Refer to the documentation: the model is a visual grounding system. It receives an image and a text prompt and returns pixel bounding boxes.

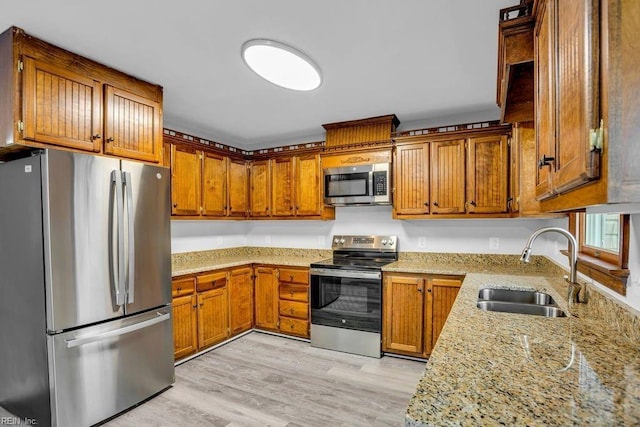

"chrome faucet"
[520,227,586,304]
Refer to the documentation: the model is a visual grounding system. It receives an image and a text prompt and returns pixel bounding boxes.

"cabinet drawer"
[279,317,309,338]
[196,271,227,292]
[279,282,309,302]
[172,277,195,297]
[279,268,309,284]
[279,300,308,320]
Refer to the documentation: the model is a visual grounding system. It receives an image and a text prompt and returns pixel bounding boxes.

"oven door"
[310,268,382,333]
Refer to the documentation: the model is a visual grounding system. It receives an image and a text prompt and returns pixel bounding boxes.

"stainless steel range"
[310,235,398,358]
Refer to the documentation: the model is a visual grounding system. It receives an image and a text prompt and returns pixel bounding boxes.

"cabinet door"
[254,266,279,330]
[553,0,600,193]
[197,288,229,349]
[425,277,461,356]
[22,56,102,152]
[172,294,197,360]
[271,157,295,216]
[535,0,557,200]
[228,267,254,335]
[394,143,430,215]
[170,145,201,216]
[430,140,466,214]
[228,159,248,217]
[295,154,322,216]
[382,274,424,355]
[467,135,509,213]
[103,85,162,163]
[250,160,271,217]
[202,153,227,216]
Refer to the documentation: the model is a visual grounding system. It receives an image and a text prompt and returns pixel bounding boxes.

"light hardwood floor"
[107,332,425,426]
[0,332,426,426]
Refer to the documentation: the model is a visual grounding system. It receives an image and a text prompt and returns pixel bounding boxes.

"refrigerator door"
[48,307,174,427]
[43,150,124,332]
[121,160,171,315]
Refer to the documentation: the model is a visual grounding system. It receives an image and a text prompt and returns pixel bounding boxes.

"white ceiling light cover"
[241,39,322,91]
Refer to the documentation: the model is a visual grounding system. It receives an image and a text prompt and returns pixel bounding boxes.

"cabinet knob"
[177,287,182,291]
[290,275,294,280]
[290,324,295,329]
[424,201,429,206]
[469,201,476,206]
[290,291,294,296]
[91,134,101,141]
[290,308,294,314]
[538,155,555,169]
[433,202,439,207]
[106,137,114,143]
[173,203,178,208]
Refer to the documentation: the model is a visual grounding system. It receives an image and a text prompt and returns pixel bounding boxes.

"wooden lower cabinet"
[277,267,310,338]
[229,266,254,334]
[172,293,198,360]
[382,273,463,358]
[197,287,229,349]
[254,266,279,331]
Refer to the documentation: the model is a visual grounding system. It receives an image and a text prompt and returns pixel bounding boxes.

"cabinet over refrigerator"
[0,149,174,427]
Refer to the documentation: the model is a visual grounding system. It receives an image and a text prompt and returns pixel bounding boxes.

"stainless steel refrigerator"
[0,149,174,427]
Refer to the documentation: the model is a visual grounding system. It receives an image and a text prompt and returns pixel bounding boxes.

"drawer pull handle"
[177,287,182,291]
[290,308,294,314]
[290,275,294,280]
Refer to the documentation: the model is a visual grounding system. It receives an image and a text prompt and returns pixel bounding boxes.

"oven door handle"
[310,268,381,280]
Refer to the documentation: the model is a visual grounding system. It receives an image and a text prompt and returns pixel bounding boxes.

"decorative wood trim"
[322,114,400,131]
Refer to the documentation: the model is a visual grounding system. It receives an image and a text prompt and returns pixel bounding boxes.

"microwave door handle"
[111,170,125,307]
[368,171,374,195]
[123,171,135,304]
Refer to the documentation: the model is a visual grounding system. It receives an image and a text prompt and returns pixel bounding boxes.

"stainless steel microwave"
[323,163,391,206]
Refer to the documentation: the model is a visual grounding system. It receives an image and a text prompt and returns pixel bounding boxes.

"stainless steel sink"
[478,288,557,306]
[476,288,566,317]
[476,300,566,317]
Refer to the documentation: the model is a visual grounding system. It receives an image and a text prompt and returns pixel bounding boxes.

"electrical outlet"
[418,237,427,248]
[216,236,223,245]
[489,237,500,250]
[265,235,272,245]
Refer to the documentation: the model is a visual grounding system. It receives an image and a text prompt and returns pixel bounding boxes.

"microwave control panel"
[373,171,387,196]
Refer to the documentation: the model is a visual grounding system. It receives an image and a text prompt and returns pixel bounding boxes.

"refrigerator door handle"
[123,171,135,304]
[111,170,126,306]
[64,312,170,349]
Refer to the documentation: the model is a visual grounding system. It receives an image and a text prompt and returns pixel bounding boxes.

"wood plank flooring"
[106,332,425,426]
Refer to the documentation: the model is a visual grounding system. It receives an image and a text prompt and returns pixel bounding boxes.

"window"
[568,213,630,295]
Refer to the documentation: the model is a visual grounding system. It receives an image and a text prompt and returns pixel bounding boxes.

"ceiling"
[1,0,514,149]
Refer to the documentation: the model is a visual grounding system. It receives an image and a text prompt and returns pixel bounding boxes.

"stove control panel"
[330,235,398,252]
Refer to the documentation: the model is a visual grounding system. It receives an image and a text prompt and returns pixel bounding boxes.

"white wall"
[172,206,561,254]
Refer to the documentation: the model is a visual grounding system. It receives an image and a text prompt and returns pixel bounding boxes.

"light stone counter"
[172,247,331,277]
[403,272,640,426]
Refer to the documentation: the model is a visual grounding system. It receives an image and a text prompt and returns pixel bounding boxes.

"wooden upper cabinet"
[424,277,461,356]
[254,266,279,331]
[0,28,163,163]
[553,0,600,193]
[22,56,102,152]
[430,139,466,214]
[228,267,254,335]
[250,160,271,217]
[228,159,249,217]
[382,274,425,355]
[271,156,295,216]
[295,154,322,216]
[170,144,201,216]
[103,85,162,163]
[534,0,600,201]
[202,152,227,217]
[394,143,430,215]
[466,135,509,213]
[534,0,557,200]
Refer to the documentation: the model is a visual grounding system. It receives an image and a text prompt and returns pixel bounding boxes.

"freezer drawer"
[48,307,174,427]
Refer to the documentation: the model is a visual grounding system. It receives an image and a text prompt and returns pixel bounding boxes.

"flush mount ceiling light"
[241,39,322,91]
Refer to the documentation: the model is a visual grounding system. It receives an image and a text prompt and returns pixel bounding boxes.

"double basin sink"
[477,288,566,317]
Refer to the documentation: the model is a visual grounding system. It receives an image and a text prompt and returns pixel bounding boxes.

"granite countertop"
[172,247,331,277]
[404,272,640,426]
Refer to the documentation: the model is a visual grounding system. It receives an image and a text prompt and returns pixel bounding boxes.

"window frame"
[567,213,630,295]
